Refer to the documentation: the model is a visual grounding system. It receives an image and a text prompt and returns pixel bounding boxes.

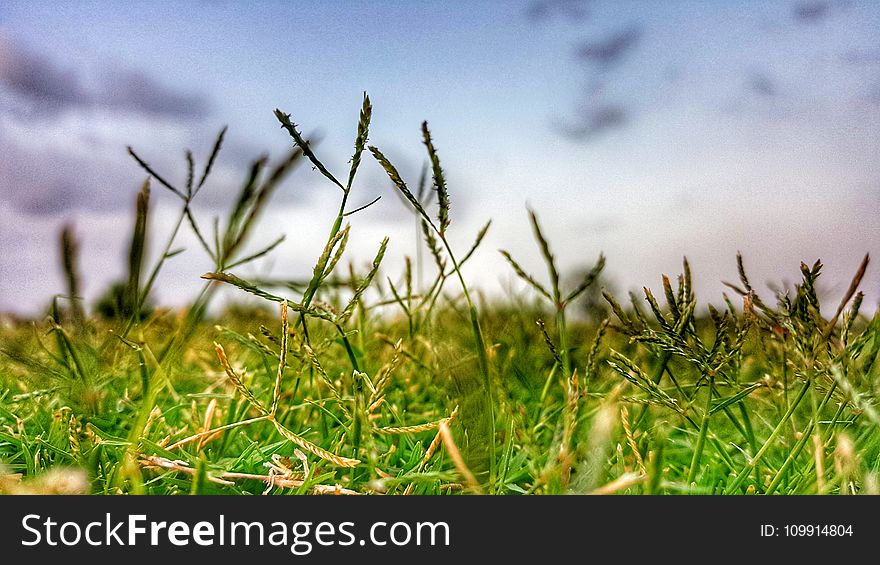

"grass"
[1,95,878,495]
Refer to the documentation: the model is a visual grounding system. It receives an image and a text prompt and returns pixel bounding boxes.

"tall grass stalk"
[501,208,604,379]
[725,379,812,493]
[686,375,714,485]
[369,122,498,489]
[274,94,377,347]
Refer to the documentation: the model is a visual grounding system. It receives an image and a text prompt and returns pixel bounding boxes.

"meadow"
[1,95,877,495]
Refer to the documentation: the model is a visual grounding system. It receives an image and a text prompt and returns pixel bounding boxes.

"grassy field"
[1,95,877,495]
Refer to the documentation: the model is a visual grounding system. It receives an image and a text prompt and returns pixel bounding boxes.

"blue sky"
[0,0,877,315]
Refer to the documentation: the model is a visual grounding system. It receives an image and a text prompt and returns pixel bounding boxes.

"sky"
[0,0,878,316]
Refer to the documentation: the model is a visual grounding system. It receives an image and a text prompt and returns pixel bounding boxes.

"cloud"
[0,38,88,111]
[526,0,590,23]
[0,29,287,220]
[561,24,641,141]
[100,69,208,119]
[574,25,643,68]
[0,131,137,215]
[0,120,316,219]
[792,1,831,23]
[791,0,852,24]
[556,104,628,140]
[0,36,209,120]
[840,48,880,66]
[747,72,779,97]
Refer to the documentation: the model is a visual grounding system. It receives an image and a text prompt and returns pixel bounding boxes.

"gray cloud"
[0,133,136,215]
[100,69,208,119]
[0,39,87,110]
[556,104,628,140]
[792,1,831,22]
[0,36,209,120]
[575,25,643,68]
[840,48,880,66]
[554,23,642,141]
[526,0,590,23]
[748,72,779,98]
[0,125,293,217]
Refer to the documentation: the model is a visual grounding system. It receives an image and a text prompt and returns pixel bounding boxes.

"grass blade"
[270,301,288,416]
[823,253,869,340]
[346,92,372,192]
[60,224,84,330]
[499,250,552,302]
[201,272,335,323]
[125,179,150,320]
[339,238,389,323]
[566,253,606,304]
[127,147,184,200]
[197,126,227,192]
[421,121,450,234]
[528,208,560,304]
[271,420,360,468]
[214,342,268,415]
[275,109,344,191]
[369,146,435,229]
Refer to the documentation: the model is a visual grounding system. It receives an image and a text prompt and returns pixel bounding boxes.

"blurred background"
[0,0,877,317]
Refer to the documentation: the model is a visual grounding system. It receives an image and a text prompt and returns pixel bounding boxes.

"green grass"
[1,95,878,495]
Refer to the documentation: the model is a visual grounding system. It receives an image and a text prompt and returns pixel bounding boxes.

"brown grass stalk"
[139,456,358,494]
[588,472,646,495]
[439,419,481,493]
